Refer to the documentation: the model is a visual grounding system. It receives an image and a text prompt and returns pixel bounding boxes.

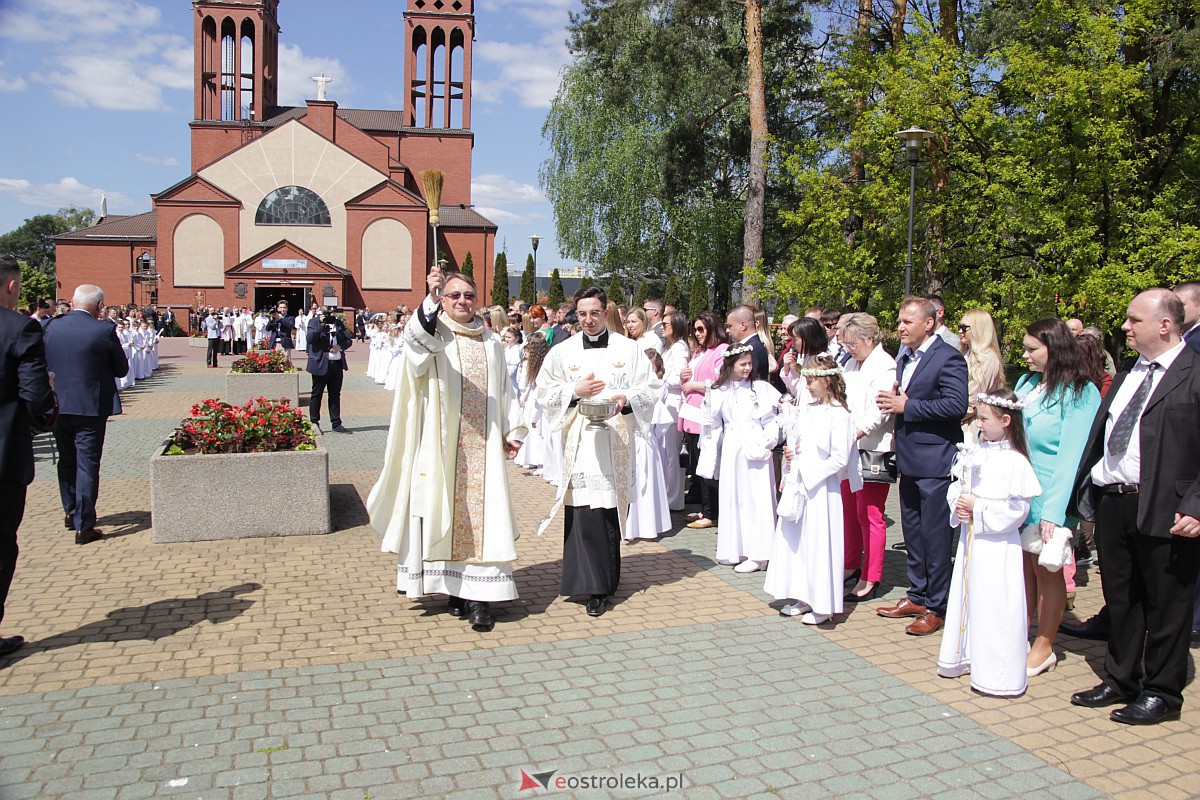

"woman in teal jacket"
[1015,319,1102,678]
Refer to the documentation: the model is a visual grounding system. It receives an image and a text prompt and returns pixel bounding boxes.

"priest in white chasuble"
[537,286,661,617]
[367,265,526,633]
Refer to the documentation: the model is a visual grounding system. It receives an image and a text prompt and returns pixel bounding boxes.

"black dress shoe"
[331,425,351,434]
[64,514,74,530]
[0,635,24,657]
[1060,614,1110,641]
[468,601,494,632]
[75,529,104,545]
[586,595,607,616]
[1110,695,1181,726]
[891,541,908,551]
[447,596,467,617]
[1071,683,1133,709]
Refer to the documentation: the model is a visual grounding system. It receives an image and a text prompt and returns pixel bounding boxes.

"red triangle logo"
[518,770,541,791]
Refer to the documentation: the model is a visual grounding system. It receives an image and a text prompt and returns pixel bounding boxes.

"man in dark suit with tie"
[724,305,769,381]
[43,285,129,545]
[875,297,968,636]
[0,256,58,657]
[1069,289,1200,725]
[306,308,353,433]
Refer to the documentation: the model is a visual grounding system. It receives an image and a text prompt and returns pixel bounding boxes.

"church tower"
[193,0,280,123]
[403,0,474,129]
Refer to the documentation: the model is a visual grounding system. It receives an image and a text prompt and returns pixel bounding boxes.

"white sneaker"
[801,613,831,625]
[733,559,763,573]
[779,601,812,617]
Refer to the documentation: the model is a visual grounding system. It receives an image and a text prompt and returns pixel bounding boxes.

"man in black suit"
[306,309,353,433]
[43,284,129,544]
[0,256,58,657]
[266,300,296,351]
[1069,289,1200,725]
[724,305,769,381]
[1176,281,1200,354]
[875,297,968,636]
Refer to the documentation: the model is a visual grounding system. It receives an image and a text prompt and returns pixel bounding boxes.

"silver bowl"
[578,398,618,430]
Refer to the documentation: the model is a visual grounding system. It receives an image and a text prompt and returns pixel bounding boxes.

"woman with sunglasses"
[680,310,729,528]
[957,309,1006,441]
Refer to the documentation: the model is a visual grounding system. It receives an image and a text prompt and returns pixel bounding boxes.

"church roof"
[438,205,497,230]
[55,211,157,241]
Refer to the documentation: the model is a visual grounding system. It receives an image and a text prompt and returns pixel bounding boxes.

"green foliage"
[460,251,474,279]
[606,274,624,305]
[540,0,814,306]
[547,268,566,307]
[579,275,595,291]
[520,254,537,305]
[19,261,55,308]
[491,251,509,306]
[634,281,650,307]
[688,269,708,316]
[663,273,683,311]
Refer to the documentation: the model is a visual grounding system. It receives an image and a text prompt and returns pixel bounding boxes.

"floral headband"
[801,365,843,378]
[724,344,754,359]
[976,393,1023,410]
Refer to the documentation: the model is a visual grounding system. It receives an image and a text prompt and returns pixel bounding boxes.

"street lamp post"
[896,127,933,297]
[530,235,541,298]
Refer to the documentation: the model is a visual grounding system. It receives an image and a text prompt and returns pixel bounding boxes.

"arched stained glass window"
[255,186,331,226]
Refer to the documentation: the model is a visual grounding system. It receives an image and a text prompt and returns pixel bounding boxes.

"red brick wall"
[190,124,265,172]
[55,241,154,307]
[397,132,473,206]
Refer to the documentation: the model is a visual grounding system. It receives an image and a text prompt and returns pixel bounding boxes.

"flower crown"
[976,393,1024,410]
[724,344,754,359]
[800,365,843,378]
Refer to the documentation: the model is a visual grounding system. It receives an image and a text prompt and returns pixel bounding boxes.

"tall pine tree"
[606,274,623,305]
[520,254,537,305]
[491,251,509,306]
[460,251,474,279]
[547,268,565,307]
[663,274,682,311]
[688,270,708,316]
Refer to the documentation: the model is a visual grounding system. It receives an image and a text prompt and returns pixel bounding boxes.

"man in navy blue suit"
[43,285,129,544]
[875,297,968,636]
[724,305,769,381]
[0,256,58,657]
[306,308,353,433]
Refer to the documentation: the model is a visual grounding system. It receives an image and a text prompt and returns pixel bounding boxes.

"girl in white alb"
[515,333,550,474]
[625,348,672,541]
[704,344,781,573]
[765,355,860,624]
[937,388,1042,697]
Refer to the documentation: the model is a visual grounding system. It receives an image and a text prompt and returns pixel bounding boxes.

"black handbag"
[859,450,896,483]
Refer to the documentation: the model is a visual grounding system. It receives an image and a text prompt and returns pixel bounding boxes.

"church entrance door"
[254,287,307,314]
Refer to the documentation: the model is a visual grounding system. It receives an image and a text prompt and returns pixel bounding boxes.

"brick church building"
[55,0,496,321]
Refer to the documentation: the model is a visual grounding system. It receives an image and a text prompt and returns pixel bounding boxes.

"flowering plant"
[229,350,296,373]
[167,397,314,455]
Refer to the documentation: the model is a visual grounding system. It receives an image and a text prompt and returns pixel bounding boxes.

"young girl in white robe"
[117,321,135,390]
[765,355,859,624]
[514,333,550,473]
[625,349,672,542]
[937,389,1041,697]
[705,344,781,573]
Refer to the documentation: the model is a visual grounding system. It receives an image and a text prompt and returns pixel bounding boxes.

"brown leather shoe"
[905,612,945,636]
[75,529,104,545]
[876,597,927,619]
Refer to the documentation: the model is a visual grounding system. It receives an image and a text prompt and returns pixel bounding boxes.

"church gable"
[345,180,426,209]
[197,119,388,269]
[226,240,350,277]
[153,175,240,205]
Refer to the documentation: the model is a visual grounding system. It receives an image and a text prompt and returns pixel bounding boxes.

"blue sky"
[0,0,579,274]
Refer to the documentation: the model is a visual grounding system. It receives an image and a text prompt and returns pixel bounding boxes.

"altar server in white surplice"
[624,349,672,542]
[937,389,1041,697]
[537,286,660,617]
[765,355,860,624]
[368,266,526,633]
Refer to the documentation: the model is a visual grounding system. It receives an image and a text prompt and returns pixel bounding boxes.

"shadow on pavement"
[331,484,369,531]
[0,583,262,667]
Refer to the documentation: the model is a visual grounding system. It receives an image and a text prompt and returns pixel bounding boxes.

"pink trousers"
[841,479,890,583]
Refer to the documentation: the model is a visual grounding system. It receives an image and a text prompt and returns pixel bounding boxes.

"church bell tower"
[193,0,280,123]
[403,0,474,129]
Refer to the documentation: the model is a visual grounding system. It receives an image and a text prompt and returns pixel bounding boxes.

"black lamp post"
[896,127,933,296]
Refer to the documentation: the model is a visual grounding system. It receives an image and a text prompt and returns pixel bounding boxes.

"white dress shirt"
[898,335,937,391]
[1090,340,1187,486]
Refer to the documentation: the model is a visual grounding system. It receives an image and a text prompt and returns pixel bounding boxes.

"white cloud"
[472,174,544,206]
[278,43,356,106]
[474,206,532,225]
[0,177,134,213]
[135,154,180,167]
[474,37,568,109]
[0,60,28,92]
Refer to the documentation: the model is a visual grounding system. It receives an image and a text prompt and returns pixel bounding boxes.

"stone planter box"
[224,370,301,408]
[150,430,330,542]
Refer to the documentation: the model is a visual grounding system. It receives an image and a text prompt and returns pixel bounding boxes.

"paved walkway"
[0,338,1195,799]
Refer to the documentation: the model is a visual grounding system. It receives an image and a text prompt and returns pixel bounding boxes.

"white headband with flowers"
[724,344,754,359]
[800,365,843,378]
[976,393,1024,410]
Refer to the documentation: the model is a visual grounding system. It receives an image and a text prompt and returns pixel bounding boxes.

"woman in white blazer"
[838,313,896,601]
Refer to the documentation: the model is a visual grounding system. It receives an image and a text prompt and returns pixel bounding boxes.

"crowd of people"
[3,251,1199,728]
[364,271,1200,727]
